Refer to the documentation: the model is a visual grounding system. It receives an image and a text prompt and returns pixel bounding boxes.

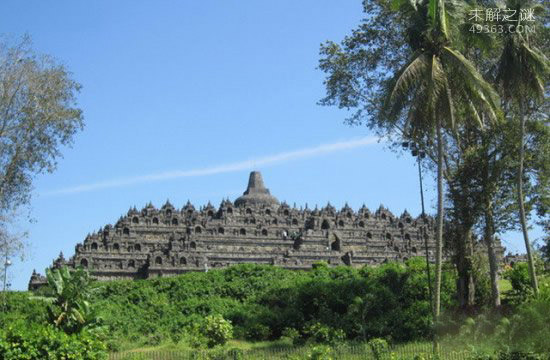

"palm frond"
[407,83,435,138]
[497,12,549,102]
[437,0,448,39]
[442,46,500,123]
[391,0,420,11]
[430,55,447,100]
[388,52,429,106]
[428,0,437,26]
[442,72,456,130]
[465,99,484,129]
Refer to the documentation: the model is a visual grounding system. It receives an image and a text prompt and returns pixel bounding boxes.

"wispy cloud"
[45,136,380,196]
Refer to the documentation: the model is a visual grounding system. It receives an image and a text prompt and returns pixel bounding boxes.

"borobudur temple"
[29,171,438,289]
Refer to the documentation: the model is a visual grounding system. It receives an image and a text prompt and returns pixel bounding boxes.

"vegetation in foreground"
[2,261,550,359]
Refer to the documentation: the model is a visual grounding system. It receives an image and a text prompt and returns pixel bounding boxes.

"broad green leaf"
[438,0,448,39]
[428,0,437,25]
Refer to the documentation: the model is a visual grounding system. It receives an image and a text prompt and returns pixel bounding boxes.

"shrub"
[367,338,389,360]
[15,262,459,349]
[303,322,345,345]
[201,314,234,348]
[497,351,547,360]
[508,290,550,353]
[204,347,244,360]
[244,323,271,341]
[0,292,49,325]
[281,327,301,344]
[503,263,532,304]
[0,322,107,360]
[307,344,333,360]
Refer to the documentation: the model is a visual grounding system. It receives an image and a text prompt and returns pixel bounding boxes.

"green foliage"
[0,291,48,326]
[507,278,550,354]
[95,262,456,346]
[0,268,108,358]
[367,338,389,360]
[0,322,106,360]
[438,278,550,355]
[281,327,301,344]
[306,344,333,360]
[303,323,345,346]
[205,347,244,360]
[0,36,83,214]
[540,225,550,265]
[496,351,549,360]
[35,266,101,334]
[200,314,234,348]
[471,250,492,306]
[13,263,461,351]
[244,323,271,341]
[503,263,532,304]
[0,35,84,276]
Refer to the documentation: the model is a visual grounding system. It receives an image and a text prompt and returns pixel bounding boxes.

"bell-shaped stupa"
[234,171,279,207]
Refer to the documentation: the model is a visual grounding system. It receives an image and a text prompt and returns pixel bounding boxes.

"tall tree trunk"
[456,227,475,308]
[482,134,501,308]
[456,238,467,308]
[484,197,501,307]
[433,119,444,354]
[517,100,539,294]
[467,234,475,306]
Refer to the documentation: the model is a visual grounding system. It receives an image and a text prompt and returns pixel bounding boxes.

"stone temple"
[29,171,437,289]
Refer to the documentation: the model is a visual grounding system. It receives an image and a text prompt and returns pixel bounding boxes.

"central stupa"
[234,171,279,207]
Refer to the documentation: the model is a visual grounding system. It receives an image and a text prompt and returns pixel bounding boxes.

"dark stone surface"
[29,171,440,289]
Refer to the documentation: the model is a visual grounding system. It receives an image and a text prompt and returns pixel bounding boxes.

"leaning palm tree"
[496,0,549,295]
[386,0,501,320]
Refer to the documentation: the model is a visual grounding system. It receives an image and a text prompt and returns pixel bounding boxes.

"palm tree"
[496,0,549,295]
[385,0,500,320]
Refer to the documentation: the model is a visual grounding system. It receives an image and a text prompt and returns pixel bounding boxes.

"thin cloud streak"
[45,136,380,196]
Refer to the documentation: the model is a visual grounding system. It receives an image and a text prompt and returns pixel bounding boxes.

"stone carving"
[29,171,438,289]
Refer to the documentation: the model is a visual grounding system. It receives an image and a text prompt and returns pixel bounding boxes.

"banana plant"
[31,266,101,334]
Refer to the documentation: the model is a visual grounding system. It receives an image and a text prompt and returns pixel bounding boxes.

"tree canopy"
[0,36,83,214]
[0,35,83,269]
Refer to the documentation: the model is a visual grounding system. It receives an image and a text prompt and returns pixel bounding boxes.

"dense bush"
[259,258,455,342]
[8,261,457,351]
[367,338,389,360]
[6,261,550,355]
[439,277,550,354]
[502,263,533,304]
[0,267,107,358]
[507,278,550,353]
[200,314,234,348]
[0,292,49,325]
[302,322,345,345]
[6,260,550,358]
[0,322,107,360]
[84,260,456,347]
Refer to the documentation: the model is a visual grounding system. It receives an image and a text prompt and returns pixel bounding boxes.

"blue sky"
[1,1,541,290]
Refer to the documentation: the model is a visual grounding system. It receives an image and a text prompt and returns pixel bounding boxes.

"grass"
[109,340,479,360]
[111,339,294,353]
[498,279,512,294]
